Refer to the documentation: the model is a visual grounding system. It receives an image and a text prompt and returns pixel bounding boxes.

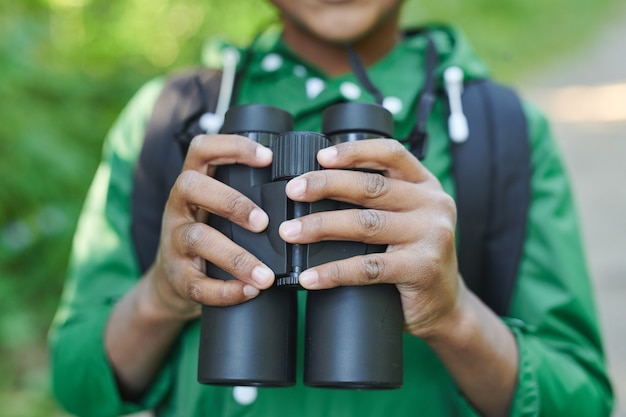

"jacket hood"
[202,24,491,88]
[199,24,491,140]
[407,25,490,85]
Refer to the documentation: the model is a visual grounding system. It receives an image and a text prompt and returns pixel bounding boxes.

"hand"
[145,134,276,320]
[279,139,462,338]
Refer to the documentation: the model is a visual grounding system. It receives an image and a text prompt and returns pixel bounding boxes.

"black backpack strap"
[452,79,531,316]
[131,69,222,274]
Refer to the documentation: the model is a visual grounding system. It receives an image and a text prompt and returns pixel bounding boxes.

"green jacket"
[49,26,613,417]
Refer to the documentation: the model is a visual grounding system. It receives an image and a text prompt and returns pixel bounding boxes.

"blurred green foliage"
[0,0,619,415]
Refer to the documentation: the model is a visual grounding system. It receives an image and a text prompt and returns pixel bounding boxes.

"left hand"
[279,139,462,339]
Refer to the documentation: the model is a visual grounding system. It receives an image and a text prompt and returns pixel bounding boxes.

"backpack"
[131,67,530,317]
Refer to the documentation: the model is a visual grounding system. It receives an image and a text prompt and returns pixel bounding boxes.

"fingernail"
[281,220,301,238]
[299,270,318,288]
[288,178,307,198]
[251,265,273,287]
[248,208,269,230]
[243,285,260,298]
[318,147,337,162]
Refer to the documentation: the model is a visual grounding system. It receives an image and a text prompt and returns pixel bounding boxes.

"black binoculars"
[198,102,403,389]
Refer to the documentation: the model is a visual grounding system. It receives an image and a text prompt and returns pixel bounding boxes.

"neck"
[280,16,401,77]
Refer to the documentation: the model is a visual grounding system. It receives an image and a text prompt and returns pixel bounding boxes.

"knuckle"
[224,193,249,216]
[384,139,407,158]
[357,209,386,237]
[423,246,444,270]
[431,193,458,237]
[174,170,198,199]
[328,262,343,287]
[180,224,206,252]
[417,240,453,287]
[186,280,204,303]
[228,249,250,275]
[438,193,457,217]
[188,134,209,154]
[361,255,385,282]
[416,253,439,289]
[438,219,457,247]
[362,173,387,199]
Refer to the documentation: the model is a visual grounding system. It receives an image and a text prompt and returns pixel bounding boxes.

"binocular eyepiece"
[197,102,403,389]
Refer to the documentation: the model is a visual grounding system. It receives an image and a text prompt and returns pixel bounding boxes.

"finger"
[172,267,262,307]
[298,241,456,291]
[183,134,273,172]
[173,222,275,290]
[280,209,417,245]
[169,170,269,232]
[317,139,433,183]
[285,170,428,211]
[297,252,404,289]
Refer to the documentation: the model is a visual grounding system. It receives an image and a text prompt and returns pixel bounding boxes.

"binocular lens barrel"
[198,102,403,389]
[322,101,395,143]
[198,105,298,387]
[304,102,403,389]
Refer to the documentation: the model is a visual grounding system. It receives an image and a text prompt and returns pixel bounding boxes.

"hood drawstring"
[199,47,241,134]
[344,44,385,106]
[404,35,439,160]
[344,35,441,161]
[198,32,467,162]
[444,66,469,143]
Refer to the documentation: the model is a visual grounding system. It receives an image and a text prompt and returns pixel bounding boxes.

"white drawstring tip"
[444,66,469,143]
[448,113,469,144]
[200,47,240,134]
[199,112,224,134]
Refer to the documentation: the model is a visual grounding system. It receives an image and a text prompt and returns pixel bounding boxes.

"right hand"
[144,134,277,320]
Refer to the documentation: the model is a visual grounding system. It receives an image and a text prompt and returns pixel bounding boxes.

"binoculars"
[198,102,403,389]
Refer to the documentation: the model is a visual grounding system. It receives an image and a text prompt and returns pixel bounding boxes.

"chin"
[278,0,403,47]
[302,15,381,44]
[314,29,368,45]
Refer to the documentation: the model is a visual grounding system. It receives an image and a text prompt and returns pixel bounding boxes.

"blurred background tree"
[0,0,620,415]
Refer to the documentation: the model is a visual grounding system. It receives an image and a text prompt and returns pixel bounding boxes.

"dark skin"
[276,0,403,76]
[105,1,519,416]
